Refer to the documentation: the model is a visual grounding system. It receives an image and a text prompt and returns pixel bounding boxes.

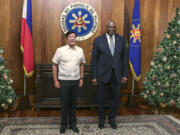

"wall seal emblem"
[60,2,98,41]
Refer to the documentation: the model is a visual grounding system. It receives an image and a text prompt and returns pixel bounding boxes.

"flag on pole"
[20,0,34,77]
[129,0,141,81]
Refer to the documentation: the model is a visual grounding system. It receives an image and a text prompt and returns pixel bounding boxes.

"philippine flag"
[20,0,34,77]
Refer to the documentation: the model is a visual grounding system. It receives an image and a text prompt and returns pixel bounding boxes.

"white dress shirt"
[106,33,115,49]
[52,45,85,80]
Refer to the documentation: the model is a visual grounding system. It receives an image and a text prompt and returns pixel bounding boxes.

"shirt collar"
[67,44,76,50]
[106,33,115,40]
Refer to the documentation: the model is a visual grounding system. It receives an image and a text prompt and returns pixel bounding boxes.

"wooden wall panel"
[153,0,180,52]
[112,0,125,35]
[0,0,25,94]
[139,0,156,89]
[0,0,179,95]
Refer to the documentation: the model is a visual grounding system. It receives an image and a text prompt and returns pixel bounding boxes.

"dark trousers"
[98,70,121,120]
[59,80,79,127]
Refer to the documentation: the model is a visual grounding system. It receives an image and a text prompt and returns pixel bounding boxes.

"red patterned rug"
[0,115,180,135]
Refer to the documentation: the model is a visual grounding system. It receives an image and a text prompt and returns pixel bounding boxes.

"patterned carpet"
[0,115,180,135]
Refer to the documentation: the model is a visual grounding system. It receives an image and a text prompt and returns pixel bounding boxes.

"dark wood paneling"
[112,0,125,35]
[140,0,156,88]
[0,0,180,95]
[0,0,25,93]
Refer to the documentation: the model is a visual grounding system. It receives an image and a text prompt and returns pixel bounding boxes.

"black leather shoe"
[98,119,105,129]
[70,125,79,133]
[60,125,66,134]
[109,119,117,129]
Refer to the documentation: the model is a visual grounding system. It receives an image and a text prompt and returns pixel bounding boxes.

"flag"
[129,0,141,81]
[20,0,34,77]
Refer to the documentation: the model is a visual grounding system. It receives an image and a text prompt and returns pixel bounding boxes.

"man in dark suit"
[91,20,128,129]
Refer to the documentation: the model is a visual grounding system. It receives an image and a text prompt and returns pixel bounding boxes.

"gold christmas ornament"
[165,82,170,87]
[150,61,154,66]
[157,81,161,86]
[152,91,157,96]
[1,103,5,107]
[160,103,166,108]
[173,55,177,59]
[144,94,147,99]
[176,33,180,38]
[162,56,167,62]
[178,20,180,25]
[160,93,164,96]
[0,49,4,54]
[0,66,4,70]
[166,66,171,70]
[10,79,13,84]
[173,40,177,45]
[146,90,149,94]
[7,98,12,104]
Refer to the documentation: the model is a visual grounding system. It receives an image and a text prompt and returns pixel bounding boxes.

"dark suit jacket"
[91,34,128,83]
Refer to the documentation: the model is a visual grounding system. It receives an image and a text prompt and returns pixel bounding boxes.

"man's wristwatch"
[80,78,83,80]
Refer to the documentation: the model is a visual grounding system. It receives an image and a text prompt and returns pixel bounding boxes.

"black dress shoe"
[98,119,105,129]
[70,125,79,133]
[109,119,117,129]
[60,125,66,134]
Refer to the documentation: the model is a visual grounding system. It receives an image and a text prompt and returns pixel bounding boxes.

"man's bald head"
[106,20,116,37]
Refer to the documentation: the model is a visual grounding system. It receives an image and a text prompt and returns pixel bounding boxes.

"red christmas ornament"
[3,74,7,80]
[170,99,176,106]
[157,48,162,53]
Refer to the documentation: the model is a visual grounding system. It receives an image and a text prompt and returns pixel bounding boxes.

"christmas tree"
[0,48,16,110]
[141,8,180,108]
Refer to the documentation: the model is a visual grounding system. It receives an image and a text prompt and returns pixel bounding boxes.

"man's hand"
[92,79,98,86]
[54,80,60,88]
[121,77,127,84]
[79,79,83,87]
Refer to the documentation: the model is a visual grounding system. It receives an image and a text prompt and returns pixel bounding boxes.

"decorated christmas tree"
[141,8,180,108]
[0,48,16,110]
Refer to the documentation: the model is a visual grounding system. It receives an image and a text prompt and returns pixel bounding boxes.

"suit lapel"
[102,34,112,56]
[114,34,120,56]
